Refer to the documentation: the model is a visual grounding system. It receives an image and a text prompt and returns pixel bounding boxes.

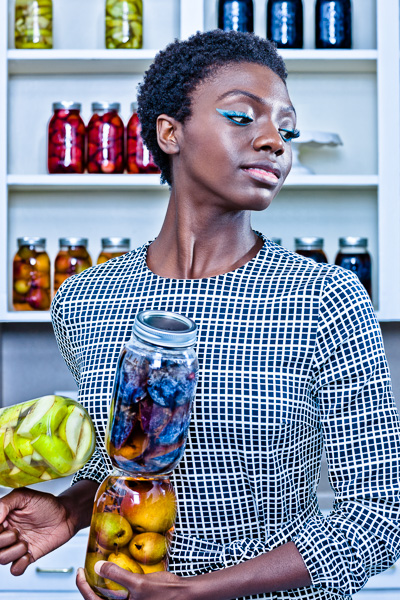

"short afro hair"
[137,29,287,186]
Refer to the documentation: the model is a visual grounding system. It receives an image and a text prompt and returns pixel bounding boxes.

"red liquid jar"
[13,237,51,311]
[127,102,160,174]
[87,102,125,174]
[47,102,85,174]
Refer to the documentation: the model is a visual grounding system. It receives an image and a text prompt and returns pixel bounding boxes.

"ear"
[156,114,181,156]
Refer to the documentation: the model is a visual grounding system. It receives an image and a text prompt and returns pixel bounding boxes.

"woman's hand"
[76,562,188,600]
[0,487,76,576]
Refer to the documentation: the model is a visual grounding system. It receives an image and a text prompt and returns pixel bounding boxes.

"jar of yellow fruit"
[14,0,53,49]
[85,473,176,599]
[105,0,143,49]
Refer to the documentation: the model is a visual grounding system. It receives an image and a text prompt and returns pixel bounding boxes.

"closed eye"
[216,108,253,126]
[279,128,300,142]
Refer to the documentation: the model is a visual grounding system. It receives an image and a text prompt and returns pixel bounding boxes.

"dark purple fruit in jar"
[147,374,180,408]
[110,408,136,450]
[156,419,184,446]
[140,401,172,435]
[145,447,183,472]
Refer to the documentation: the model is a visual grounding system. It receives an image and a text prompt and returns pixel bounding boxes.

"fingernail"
[94,560,106,575]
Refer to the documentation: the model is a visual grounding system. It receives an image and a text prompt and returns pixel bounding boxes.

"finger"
[0,540,28,566]
[95,560,143,589]
[0,528,19,549]
[10,552,34,577]
[0,492,26,524]
[76,567,103,600]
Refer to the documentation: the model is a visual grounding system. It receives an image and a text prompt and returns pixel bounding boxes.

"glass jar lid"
[130,101,138,112]
[59,237,88,247]
[17,237,46,247]
[339,237,368,248]
[101,237,130,248]
[133,310,197,348]
[52,101,82,111]
[91,102,121,112]
[270,237,282,245]
[295,237,324,249]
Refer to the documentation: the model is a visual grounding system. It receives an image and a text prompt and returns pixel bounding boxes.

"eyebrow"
[216,89,296,116]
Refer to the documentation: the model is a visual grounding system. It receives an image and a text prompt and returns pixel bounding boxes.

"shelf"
[7,49,378,76]
[2,311,51,323]
[7,174,378,192]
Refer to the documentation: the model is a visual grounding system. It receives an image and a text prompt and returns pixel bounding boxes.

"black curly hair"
[137,29,287,186]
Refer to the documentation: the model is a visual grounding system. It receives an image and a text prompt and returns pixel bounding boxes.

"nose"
[252,122,285,156]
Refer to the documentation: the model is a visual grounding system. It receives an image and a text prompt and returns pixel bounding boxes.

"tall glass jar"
[54,238,92,294]
[13,237,51,311]
[335,237,372,299]
[97,238,131,264]
[295,237,328,263]
[105,0,143,49]
[85,473,176,598]
[106,311,199,477]
[87,103,125,174]
[15,0,53,49]
[47,102,86,174]
[127,103,160,174]
[218,0,254,32]
[315,0,352,49]
[267,0,303,48]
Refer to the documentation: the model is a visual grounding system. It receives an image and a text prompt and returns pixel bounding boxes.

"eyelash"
[216,109,300,143]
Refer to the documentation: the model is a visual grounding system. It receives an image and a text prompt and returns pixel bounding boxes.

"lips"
[241,162,282,185]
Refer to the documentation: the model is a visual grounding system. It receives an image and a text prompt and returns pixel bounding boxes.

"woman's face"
[175,62,297,212]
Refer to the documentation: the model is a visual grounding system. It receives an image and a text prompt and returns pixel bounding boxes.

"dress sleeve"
[50,283,111,486]
[292,268,400,596]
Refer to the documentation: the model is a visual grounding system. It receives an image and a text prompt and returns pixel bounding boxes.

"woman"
[0,30,400,600]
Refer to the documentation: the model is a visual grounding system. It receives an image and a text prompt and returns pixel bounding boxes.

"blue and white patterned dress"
[51,233,400,600]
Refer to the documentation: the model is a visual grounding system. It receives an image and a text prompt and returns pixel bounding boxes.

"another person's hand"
[76,562,187,600]
[0,487,76,576]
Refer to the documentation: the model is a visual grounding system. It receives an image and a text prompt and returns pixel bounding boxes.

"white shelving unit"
[1,0,399,323]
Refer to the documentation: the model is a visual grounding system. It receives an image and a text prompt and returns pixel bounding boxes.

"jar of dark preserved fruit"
[106,311,199,477]
[54,238,92,294]
[267,0,303,49]
[295,237,328,263]
[127,103,160,174]
[47,102,85,174]
[335,237,372,299]
[13,237,51,311]
[218,0,254,32]
[97,238,131,264]
[315,0,352,49]
[87,102,125,174]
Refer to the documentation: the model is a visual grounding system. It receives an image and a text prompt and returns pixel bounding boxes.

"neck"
[146,189,264,279]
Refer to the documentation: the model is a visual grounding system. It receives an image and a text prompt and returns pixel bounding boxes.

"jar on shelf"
[315,0,352,49]
[267,0,304,49]
[54,238,92,294]
[85,473,176,597]
[127,103,160,174]
[218,0,254,32]
[47,102,86,174]
[106,310,199,477]
[14,0,53,49]
[335,237,372,299]
[13,237,51,311]
[105,0,143,49]
[270,237,282,245]
[0,394,95,488]
[97,238,131,264]
[87,103,125,174]
[295,237,328,263]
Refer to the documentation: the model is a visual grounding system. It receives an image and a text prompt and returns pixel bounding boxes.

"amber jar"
[335,237,372,299]
[295,237,328,263]
[97,238,130,265]
[54,238,92,294]
[105,0,143,49]
[85,472,175,599]
[15,0,53,49]
[13,237,51,311]
[47,102,86,174]
[87,103,125,174]
[127,103,160,174]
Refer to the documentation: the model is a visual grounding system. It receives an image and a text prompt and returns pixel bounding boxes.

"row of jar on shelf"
[11,235,372,312]
[12,236,131,311]
[14,0,353,51]
[48,101,160,175]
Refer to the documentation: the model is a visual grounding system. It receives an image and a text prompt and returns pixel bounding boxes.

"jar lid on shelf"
[17,237,46,247]
[52,101,82,111]
[91,102,121,112]
[59,237,88,247]
[101,237,130,248]
[295,237,324,249]
[339,237,368,248]
[133,310,197,348]
[130,101,138,112]
[269,237,282,245]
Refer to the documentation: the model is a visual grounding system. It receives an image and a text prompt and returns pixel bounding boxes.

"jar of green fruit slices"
[0,395,95,488]
[14,0,53,49]
[105,0,143,49]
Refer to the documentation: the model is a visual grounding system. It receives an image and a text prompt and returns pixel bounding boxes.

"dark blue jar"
[315,0,352,49]
[335,237,372,299]
[267,0,303,49]
[218,0,254,33]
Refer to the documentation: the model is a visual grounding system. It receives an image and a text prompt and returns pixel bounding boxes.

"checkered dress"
[51,233,400,600]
